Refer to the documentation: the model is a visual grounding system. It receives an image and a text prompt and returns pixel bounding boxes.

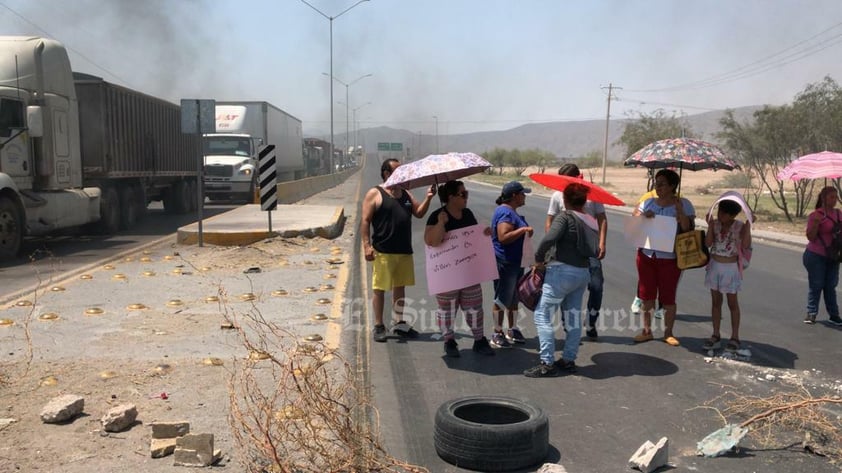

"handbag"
[675,229,709,270]
[516,266,544,311]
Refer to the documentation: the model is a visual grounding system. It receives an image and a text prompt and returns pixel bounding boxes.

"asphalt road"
[0,203,233,304]
[354,157,842,472]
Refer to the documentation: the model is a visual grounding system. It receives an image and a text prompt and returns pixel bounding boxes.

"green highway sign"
[390,142,403,151]
[377,142,390,151]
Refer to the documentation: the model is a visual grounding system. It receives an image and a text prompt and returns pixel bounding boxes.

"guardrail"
[272,168,358,204]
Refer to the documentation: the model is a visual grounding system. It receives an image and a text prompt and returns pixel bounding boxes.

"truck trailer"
[203,102,304,202]
[0,36,200,260]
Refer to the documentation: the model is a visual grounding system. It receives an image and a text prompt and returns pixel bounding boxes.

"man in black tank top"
[361,159,435,342]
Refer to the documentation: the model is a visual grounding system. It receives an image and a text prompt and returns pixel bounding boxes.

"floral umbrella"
[776,151,842,181]
[623,138,740,171]
[529,173,625,206]
[382,152,491,189]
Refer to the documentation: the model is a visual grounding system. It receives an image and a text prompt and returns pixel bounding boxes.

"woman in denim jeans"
[523,183,597,378]
[803,186,842,326]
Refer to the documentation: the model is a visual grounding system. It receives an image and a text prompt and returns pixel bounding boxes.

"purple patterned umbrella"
[623,138,739,171]
[383,152,492,189]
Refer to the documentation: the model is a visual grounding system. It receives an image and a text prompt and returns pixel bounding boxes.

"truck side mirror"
[26,106,43,138]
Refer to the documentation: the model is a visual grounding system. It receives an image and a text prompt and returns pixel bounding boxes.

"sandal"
[663,336,680,347]
[725,339,740,352]
[633,330,654,343]
[702,335,721,351]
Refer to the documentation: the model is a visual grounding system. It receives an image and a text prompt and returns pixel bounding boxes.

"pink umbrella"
[382,152,491,189]
[777,151,842,180]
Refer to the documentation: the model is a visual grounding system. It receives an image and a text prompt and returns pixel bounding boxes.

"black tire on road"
[0,196,23,260]
[118,186,137,230]
[97,186,120,235]
[135,184,148,221]
[434,396,549,472]
[186,180,197,212]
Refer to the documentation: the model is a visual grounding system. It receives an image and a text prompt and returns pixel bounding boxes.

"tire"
[135,184,148,222]
[164,180,189,214]
[118,186,137,230]
[0,196,23,260]
[434,396,548,472]
[97,187,120,235]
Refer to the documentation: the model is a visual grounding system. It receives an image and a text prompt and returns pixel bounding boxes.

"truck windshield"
[204,137,251,157]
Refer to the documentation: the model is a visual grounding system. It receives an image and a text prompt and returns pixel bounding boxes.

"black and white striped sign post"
[258,144,277,232]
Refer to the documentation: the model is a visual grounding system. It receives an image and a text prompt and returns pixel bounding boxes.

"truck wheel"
[135,184,148,221]
[0,196,23,260]
[164,181,189,214]
[434,396,549,471]
[97,187,120,234]
[186,180,197,212]
[119,186,137,230]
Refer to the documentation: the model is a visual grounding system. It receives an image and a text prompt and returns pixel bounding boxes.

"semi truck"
[0,36,200,260]
[203,102,304,202]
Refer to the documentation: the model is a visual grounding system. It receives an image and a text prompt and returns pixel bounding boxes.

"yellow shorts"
[371,253,415,291]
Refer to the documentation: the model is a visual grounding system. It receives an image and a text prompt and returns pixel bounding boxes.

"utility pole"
[601,83,621,185]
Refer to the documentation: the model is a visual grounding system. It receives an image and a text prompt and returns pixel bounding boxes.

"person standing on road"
[632,169,695,347]
[361,159,435,342]
[490,181,534,348]
[803,186,842,326]
[703,199,752,352]
[545,163,607,340]
[524,183,597,377]
[424,180,495,357]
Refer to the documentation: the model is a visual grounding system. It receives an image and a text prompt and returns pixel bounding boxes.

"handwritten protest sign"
[425,224,499,295]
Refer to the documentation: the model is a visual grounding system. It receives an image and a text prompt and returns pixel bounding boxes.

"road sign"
[390,142,403,151]
[258,144,277,212]
[377,142,390,151]
[180,99,215,134]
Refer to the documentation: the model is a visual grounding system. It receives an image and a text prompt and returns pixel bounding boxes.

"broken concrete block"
[174,433,214,466]
[101,404,137,432]
[151,438,178,458]
[537,464,569,473]
[151,421,190,439]
[40,394,84,423]
[629,436,669,473]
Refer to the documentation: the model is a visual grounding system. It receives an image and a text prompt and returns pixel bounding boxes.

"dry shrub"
[227,306,427,473]
[704,382,842,461]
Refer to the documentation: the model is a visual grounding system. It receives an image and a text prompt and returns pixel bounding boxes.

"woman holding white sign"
[425,181,495,358]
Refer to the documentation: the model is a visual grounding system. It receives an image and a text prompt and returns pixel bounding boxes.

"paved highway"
[353,157,842,472]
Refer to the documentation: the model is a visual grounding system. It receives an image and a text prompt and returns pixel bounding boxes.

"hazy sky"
[2,0,841,137]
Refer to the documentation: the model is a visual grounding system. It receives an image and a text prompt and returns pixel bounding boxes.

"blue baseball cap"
[501,181,531,197]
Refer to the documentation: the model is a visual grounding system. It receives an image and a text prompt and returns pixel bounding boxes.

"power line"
[615,97,720,112]
[625,20,842,93]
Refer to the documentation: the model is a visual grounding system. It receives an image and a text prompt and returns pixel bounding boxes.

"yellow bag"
[675,229,709,270]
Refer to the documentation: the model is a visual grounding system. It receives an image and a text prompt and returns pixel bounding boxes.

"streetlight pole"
[299,0,370,173]
[323,72,372,165]
[353,101,371,151]
[433,115,439,153]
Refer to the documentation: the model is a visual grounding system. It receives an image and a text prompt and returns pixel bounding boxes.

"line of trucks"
[0,36,338,261]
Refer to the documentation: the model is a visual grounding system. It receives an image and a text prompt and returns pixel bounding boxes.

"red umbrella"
[529,173,625,206]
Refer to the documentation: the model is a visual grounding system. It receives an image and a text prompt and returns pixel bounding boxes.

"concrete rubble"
[150,421,190,458]
[100,404,137,432]
[628,436,669,473]
[173,433,221,467]
[39,394,84,423]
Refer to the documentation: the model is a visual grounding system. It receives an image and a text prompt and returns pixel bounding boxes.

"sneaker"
[506,328,526,344]
[630,297,642,315]
[444,339,460,358]
[633,330,654,343]
[725,339,740,353]
[472,337,495,356]
[804,314,817,325]
[553,359,577,373]
[654,308,665,319]
[702,336,722,351]
[585,327,598,340]
[490,331,511,348]
[373,324,387,343]
[828,315,842,326]
[392,321,419,338]
[523,362,559,378]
